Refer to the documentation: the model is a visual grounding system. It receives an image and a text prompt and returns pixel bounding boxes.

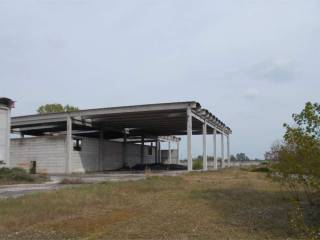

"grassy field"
[0,168,297,240]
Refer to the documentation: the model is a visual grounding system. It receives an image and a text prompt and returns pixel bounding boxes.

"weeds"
[0,167,47,185]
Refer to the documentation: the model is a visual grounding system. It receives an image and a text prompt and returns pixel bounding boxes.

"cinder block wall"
[160,150,179,164]
[102,141,155,170]
[0,105,11,167]
[72,138,99,172]
[10,136,157,174]
[10,136,66,173]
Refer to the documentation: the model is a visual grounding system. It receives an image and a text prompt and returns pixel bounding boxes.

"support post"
[168,141,172,164]
[221,134,225,168]
[150,142,153,164]
[140,135,145,164]
[213,128,217,170]
[187,107,193,171]
[177,141,180,164]
[66,116,72,174]
[155,138,158,164]
[202,121,207,171]
[227,134,230,167]
[122,132,127,168]
[99,131,104,171]
[159,141,162,163]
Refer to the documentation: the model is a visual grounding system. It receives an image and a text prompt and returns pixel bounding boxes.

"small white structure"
[0,98,14,167]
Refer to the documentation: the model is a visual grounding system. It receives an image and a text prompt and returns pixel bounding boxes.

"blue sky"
[1,0,320,159]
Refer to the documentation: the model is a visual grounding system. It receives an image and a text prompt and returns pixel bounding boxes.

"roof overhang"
[11,101,232,138]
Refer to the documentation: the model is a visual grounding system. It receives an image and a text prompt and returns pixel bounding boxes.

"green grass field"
[0,169,296,240]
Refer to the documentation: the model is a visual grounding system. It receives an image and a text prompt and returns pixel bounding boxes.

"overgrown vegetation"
[250,165,271,173]
[266,102,320,239]
[0,167,47,185]
[192,157,203,170]
[0,169,298,239]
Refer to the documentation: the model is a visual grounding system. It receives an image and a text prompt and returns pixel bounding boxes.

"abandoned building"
[0,98,232,174]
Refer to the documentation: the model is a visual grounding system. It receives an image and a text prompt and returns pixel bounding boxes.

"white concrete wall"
[72,138,99,173]
[0,105,11,167]
[10,136,66,173]
[160,150,179,164]
[102,141,156,170]
[10,136,157,173]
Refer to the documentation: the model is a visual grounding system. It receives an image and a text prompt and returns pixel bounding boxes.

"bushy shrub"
[0,167,36,183]
[266,102,320,238]
[193,159,203,170]
[250,166,270,173]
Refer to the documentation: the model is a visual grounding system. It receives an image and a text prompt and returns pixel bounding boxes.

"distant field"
[0,168,295,240]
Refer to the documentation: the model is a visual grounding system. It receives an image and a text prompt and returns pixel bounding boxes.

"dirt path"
[0,171,185,199]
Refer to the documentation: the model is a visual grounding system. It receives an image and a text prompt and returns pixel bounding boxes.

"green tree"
[230,154,236,161]
[267,102,320,238]
[37,104,79,114]
[271,102,320,203]
[63,104,79,112]
[236,153,250,161]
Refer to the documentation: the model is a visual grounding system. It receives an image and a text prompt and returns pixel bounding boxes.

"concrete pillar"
[177,141,180,164]
[213,129,217,170]
[0,98,13,168]
[159,141,161,163]
[202,122,207,171]
[150,142,153,164]
[168,141,171,164]
[227,134,230,167]
[187,107,193,171]
[66,116,72,174]
[99,131,104,171]
[140,135,145,164]
[155,138,158,164]
[221,134,225,168]
[122,132,127,167]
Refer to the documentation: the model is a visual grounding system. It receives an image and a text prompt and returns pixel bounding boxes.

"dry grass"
[0,168,297,239]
